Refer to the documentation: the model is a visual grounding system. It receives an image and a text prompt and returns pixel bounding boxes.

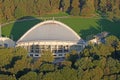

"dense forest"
[0,35,120,80]
[0,0,120,80]
[0,0,120,23]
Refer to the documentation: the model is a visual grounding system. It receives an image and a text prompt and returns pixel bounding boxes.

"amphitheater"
[17,20,85,57]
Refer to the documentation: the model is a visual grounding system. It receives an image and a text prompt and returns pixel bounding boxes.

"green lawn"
[2,19,42,41]
[58,17,120,39]
[40,12,69,17]
[2,17,120,41]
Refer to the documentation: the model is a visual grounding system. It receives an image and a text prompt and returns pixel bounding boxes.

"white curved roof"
[17,20,82,43]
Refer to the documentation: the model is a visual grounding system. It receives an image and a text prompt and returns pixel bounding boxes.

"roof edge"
[17,20,81,43]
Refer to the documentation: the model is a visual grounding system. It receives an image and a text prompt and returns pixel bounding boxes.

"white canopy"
[17,20,83,43]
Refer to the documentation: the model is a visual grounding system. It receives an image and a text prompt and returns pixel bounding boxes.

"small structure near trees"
[89,31,109,44]
[0,25,15,48]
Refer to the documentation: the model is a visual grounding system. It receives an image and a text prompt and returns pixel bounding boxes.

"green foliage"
[30,58,42,70]
[19,71,37,80]
[70,0,80,15]
[106,35,119,46]
[92,44,113,57]
[89,67,103,80]
[70,7,80,16]
[0,48,14,68]
[0,0,120,23]
[65,50,79,65]
[75,57,94,70]
[60,67,78,80]
[43,71,64,80]
[40,63,55,72]
[41,50,54,62]
[80,0,95,16]
[104,57,120,75]
[93,57,106,69]
[61,61,72,67]
[2,17,120,40]
[0,74,16,80]
[0,35,120,80]
[9,57,31,74]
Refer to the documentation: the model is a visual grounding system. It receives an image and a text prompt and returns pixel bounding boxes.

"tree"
[106,35,119,46]
[75,57,94,70]
[111,40,119,53]
[30,58,42,71]
[0,48,14,68]
[7,47,32,74]
[93,44,113,57]
[43,70,64,80]
[70,0,80,15]
[65,50,79,65]
[63,0,70,12]
[9,57,31,74]
[59,0,65,11]
[40,50,54,62]
[60,67,78,80]
[14,0,27,18]
[89,67,103,80]
[49,0,60,12]
[0,74,16,80]
[36,0,51,16]
[0,6,6,23]
[80,0,95,16]
[19,71,37,80]
[104,57,120,75]
[61,61,72,67]
[113,0,120,17]
[37,72,43,80]
[40,63,55,73]
[93,57,106,69]
[99,0,107,14]
[3,0,15,21]
[77,67,84,80]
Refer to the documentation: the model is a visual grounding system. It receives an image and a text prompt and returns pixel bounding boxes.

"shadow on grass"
[79,26,100,40]
[97,19,120,39]
[10,16,42,41]
[79,18,120,40]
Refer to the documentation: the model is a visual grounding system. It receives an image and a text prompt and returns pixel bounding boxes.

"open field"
[2,17,120,41]
[59,17,120,39]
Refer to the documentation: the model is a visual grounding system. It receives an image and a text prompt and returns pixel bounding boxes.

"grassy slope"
[59,17,120,39]
[58,17,99,39]
[2,19,42,41]
[2,17,120,41]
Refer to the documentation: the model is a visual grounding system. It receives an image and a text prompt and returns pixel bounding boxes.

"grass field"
[2,16,120,41]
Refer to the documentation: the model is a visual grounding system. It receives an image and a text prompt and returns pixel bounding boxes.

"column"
[56,45,58,53]
[62,45,64,53]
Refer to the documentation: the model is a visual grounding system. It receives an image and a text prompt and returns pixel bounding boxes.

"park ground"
[1,15,120,41]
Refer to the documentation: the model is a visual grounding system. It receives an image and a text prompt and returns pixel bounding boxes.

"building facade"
[17,20,85,57]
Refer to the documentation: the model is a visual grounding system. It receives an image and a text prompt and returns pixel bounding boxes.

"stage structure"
[17,20,85,57]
